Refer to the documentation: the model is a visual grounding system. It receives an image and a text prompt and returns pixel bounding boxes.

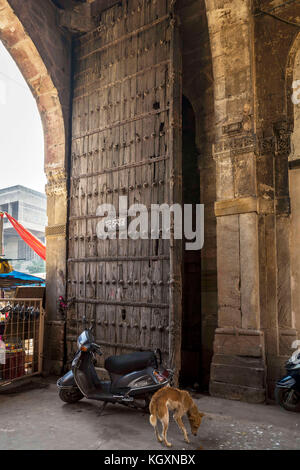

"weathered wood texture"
[67,0,182,371]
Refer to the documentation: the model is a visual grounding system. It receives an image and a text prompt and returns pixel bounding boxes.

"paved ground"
[0,378,299,450]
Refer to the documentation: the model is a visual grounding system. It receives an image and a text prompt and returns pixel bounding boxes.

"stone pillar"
[204,0,266,402]
[44,169,68,375]
[209,136,266,403]
[209,124,298,402]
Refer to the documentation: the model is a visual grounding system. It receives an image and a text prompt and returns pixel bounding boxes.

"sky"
[0,41,46,194]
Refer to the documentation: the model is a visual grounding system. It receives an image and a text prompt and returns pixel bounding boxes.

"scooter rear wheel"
[275,386,300,412]
[59,388,84,404]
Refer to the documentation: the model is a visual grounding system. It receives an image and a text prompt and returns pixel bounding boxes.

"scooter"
[57,325,172,411]
[275,348,300,412]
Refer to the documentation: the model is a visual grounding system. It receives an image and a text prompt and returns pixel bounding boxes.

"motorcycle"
[275,348,300,412]
[57,325,172,412]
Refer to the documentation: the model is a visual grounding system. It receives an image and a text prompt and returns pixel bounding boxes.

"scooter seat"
[105,351,157,375]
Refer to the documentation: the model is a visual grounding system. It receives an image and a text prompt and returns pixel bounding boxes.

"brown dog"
[149,386,204,447]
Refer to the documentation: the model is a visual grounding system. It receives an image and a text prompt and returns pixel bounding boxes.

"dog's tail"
[149,413,157,427]
[149,399,157,428]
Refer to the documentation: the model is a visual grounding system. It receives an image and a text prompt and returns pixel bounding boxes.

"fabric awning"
[0,270,45,288]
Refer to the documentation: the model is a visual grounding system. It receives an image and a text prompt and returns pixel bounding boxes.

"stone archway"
[0,0,68,373]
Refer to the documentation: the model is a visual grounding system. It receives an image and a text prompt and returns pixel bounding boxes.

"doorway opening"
[0,40,46,278]
[180,95,202,389]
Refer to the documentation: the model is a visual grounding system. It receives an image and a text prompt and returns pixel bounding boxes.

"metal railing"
[0,298,45,386]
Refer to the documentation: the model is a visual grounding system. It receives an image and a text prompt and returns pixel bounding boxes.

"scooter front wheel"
[59,388,84,404]
[275,386,300,412]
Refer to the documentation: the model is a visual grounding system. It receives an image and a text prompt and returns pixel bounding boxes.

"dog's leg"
[161,412,172,448]
[173,412,190,444]
[150,413,163,443]
[155,424,163,443]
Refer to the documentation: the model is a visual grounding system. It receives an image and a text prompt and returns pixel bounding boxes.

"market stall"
[0,271,45,385]
[0,213,46,385]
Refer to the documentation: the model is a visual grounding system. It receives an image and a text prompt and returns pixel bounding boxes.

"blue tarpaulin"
[0,270,45,288]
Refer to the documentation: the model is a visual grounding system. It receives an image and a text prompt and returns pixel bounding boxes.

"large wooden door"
[67,0,182,377]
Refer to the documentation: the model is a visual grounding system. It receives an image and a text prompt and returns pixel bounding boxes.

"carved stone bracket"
[275,132,291,157]
[213,134,256,159]
[46,169,67,197]
[274,120,293,157]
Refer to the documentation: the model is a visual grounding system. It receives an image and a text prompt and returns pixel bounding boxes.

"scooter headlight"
[77,339,89,352]
[77,330,92,351]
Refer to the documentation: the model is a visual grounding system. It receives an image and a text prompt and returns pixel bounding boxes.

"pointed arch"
[0,0,65,171]
[0,0,68,374]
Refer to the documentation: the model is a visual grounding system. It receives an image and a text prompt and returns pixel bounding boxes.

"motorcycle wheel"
[275,386,300,412]
[59,388,84,404]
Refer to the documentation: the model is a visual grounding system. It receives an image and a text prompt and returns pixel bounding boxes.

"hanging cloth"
[4,212,46,261]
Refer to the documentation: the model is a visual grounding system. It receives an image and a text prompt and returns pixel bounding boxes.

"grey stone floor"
[0,378,299,450]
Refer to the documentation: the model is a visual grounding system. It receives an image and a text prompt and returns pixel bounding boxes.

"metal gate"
[67,0,182,376]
